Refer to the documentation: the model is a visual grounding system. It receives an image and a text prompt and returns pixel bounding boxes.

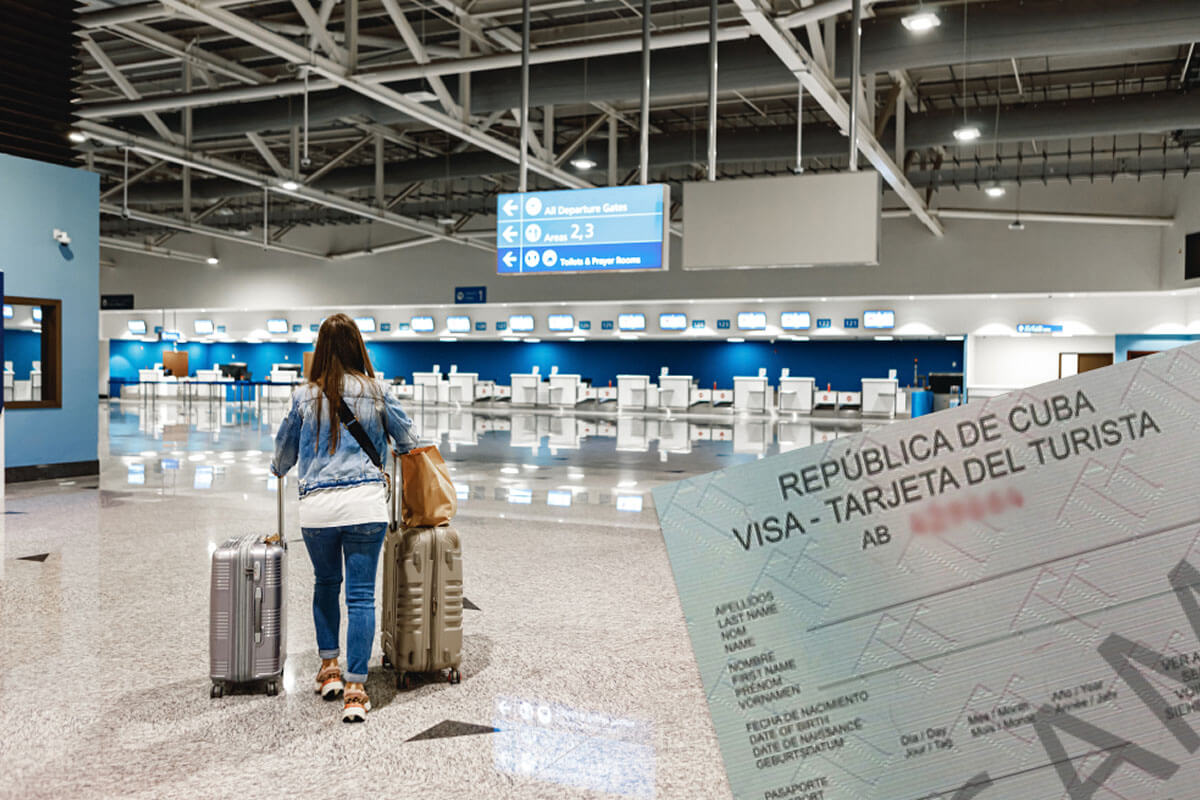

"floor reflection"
[105,399,891,526]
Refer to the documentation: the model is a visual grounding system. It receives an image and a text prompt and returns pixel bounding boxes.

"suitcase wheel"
[266,681,279,697]
[448,669,461,685]
[398,672,413,691]
[382,654,392,669]
[210,683,224,699]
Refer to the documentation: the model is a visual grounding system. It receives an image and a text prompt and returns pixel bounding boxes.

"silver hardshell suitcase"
[209,483,287,697]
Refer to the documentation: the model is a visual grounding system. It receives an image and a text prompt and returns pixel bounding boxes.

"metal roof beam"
[78,120,495,252]
[731,0,943,236]
[158,0,591,189]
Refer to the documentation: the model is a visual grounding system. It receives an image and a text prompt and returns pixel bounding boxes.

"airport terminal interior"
[3,0,1200,797]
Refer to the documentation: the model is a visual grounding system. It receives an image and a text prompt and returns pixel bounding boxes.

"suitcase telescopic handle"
[390,449,400,533]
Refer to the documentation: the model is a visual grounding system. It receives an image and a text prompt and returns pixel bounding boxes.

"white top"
[299,483,388,529]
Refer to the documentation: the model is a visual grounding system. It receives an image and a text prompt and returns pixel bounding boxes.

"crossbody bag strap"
[337,397,383,470]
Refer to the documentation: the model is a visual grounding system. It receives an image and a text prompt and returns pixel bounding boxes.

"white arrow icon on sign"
[502,226,518,243]
[501,198,518,216]
[502,251,516,268]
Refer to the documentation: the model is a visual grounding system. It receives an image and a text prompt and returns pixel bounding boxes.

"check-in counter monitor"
[617,374,656,410]
[778,376,815,414]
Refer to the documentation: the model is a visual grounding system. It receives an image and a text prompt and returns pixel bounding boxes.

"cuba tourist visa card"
[653,343,1200,800]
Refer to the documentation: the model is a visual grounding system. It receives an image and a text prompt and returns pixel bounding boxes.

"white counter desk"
[733,374,772,414]
[510,372,546,406]
[617,374,657,410]
[861,378,899,417]
[412,371,444,405]
[657,374,695,411]
[446,372,478,405]
[777,376,815,414]
[547,373,588,407]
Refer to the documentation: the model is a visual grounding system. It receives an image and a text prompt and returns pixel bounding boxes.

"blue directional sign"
[844,317,860,329]
[816,318,833,328]
[1017,323,1064,334]
[496,184,670,274]
[455,285,487,304]
[716,319,731,330]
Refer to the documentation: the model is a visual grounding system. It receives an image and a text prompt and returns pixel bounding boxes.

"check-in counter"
[594,386,617,404]
[510,373,545,406]
[447,372,478,405]
[492,384,513,401]
[657,374,695,411]
[778,376,816,414]
[838,391,862,409]
[391,383,415,401]
[861,378,899,417]
[412,371,443,405]
[3,365,13,403]
[548,374,589,407]
[733,376,772,414]
[617,375,657,410]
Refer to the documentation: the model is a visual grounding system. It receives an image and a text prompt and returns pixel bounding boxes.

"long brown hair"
[308,313,376,454]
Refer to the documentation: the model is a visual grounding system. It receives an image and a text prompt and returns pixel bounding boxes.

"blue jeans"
[300,523,387,683]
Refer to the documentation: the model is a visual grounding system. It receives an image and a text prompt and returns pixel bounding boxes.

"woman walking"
[271,313,418,722]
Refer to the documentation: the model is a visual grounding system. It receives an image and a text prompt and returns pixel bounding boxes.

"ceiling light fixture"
[279,179,300,191]
[953,125,981,142]
[985,184,1006,198]
[570,157,597,171]
[1008,219,1025,231]
[206,256,219,265]
[901,11,940,32]
[68,131,87,143]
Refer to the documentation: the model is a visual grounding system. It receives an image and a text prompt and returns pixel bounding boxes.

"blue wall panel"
[0,153,99,468]
[1115,334,1200,361]
[4,329,41,380]
[112,338,962,390]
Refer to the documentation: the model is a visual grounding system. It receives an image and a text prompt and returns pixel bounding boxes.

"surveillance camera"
[52,228,71,246]
[300,157,312,168]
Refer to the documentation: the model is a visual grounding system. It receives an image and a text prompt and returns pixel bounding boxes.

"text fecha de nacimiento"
[734,390,1161,550]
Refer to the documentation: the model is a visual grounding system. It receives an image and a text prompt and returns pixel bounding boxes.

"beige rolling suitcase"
[380,452,464,689]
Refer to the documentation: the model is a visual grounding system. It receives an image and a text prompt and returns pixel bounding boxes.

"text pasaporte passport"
[654,344,1200,800]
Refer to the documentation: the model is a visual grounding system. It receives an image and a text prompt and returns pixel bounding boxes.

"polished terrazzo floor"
[1,398,887,800]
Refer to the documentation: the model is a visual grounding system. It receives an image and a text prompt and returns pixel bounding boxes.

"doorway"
[1059,352,1114,378]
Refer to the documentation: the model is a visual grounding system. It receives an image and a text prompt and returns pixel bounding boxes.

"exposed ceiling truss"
[70,0,1200,262]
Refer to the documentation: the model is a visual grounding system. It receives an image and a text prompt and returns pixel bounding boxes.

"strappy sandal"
[314,664,344,700]
[342,688,371,723]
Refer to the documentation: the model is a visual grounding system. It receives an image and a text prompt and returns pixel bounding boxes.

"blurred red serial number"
[910,488,1025,535]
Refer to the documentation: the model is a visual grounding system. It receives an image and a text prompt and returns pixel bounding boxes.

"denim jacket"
[270,376,419,498]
